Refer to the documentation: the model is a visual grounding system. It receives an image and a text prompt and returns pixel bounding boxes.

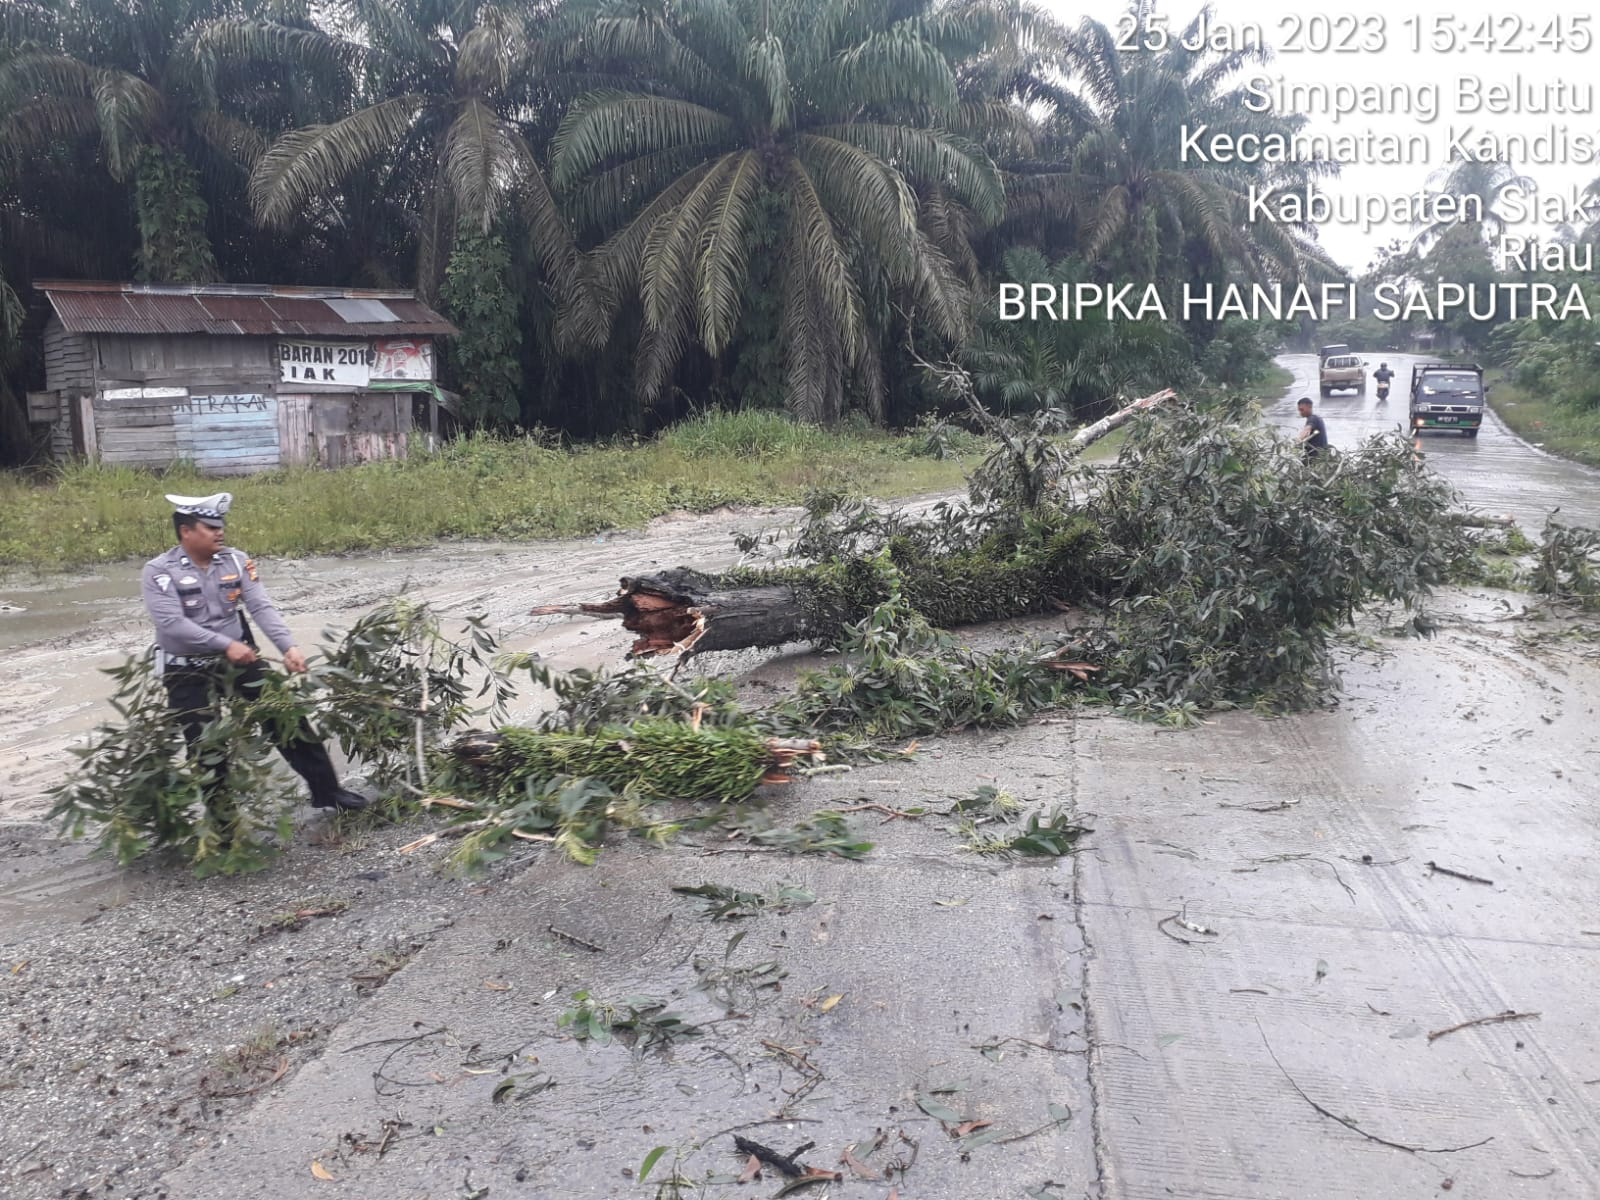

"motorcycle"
[1375,379,1391,401]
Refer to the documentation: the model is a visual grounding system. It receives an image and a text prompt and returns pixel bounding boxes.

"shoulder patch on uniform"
[155,574,171,592]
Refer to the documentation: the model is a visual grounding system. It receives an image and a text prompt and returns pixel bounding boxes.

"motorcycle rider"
[1374,361,1395,400]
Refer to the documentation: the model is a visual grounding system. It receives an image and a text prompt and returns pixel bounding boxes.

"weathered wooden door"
[276,394,313,466]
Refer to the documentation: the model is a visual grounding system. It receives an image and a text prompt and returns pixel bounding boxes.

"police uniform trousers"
[165,661,342,806]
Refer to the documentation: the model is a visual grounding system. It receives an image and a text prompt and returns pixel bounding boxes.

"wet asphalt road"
[1272,353,1600,531]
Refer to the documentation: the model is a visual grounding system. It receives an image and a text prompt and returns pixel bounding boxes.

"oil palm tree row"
[2,0,1341,440]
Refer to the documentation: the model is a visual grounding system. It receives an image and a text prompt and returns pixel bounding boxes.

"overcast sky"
[1040,1,1600,272]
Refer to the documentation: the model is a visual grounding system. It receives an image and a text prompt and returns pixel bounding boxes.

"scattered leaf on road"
[738,1154,761,1183]
[638,1146,669,1184]
[916,1092,960,1123]
[955,1120,992,1136]
[819,994,842,1013]
[839,1147,881,1180]
[310,1161,334,1181]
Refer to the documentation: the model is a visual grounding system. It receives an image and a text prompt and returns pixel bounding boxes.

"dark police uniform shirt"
[140,546,296,656]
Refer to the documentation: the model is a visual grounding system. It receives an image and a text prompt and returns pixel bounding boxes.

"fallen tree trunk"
[530,392,1181,659]
[538,522,1104,659]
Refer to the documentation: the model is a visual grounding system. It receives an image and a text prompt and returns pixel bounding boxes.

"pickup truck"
[1409,362,1485,436]
[1319,353,1365,396]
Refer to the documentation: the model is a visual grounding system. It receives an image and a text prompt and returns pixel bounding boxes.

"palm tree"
[999,7,1337,289]
[0,0,337,283]
[1412,159,1534,251]
[550,0,1006,422]
[965,246,1190,417]
[218,0,593,316]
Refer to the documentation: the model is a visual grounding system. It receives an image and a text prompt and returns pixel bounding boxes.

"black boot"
[311,788,370,812]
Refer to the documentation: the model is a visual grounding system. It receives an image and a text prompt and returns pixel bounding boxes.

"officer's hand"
[224,640,257,665]
[282,646,309,674]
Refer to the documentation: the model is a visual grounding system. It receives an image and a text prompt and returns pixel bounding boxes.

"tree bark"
[557,568,812,658]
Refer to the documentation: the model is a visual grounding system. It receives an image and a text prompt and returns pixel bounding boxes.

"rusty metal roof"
[37,280,457,337]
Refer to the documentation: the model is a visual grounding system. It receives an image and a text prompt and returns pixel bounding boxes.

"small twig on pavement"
[1425,861,1494,885]
[972,1035,1083,1056]
[1256,1019,1493,1154]
[995,1107,1072,1145]
[1241,854,1355,902]
[1427,1010,1540,1043]
[732,1134,807,1177]
[546,924,604,953]
[835,802,923,823]
[761,1040,821,1075]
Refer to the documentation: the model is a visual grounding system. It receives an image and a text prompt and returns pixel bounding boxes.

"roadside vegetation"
[0,413,972,567]
[1486,379,1600,470]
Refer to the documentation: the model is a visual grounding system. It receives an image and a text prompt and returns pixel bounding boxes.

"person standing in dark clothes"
[1296,397,1329,462]
[141,492,368,814]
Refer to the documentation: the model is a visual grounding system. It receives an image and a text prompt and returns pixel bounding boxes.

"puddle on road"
[0,566,145,651]
[0,839,137,927]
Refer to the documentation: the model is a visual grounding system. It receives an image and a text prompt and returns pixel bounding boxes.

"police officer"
[142,492,368,813]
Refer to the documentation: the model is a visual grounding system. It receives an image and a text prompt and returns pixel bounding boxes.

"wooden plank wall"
[93,389,281,474]
[43,321,94,393]
[93,333,276,391]
[188,393,279,475]
[94,388,182,467]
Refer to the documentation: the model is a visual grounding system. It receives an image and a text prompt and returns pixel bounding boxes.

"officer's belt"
[165,653,224,668]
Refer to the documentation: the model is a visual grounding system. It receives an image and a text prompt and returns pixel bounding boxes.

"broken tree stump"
[565,568,813,658]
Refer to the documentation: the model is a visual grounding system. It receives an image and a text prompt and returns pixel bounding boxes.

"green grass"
[0,412,971,569]
[1257,364,1295,398]
[1487,378,1600,469]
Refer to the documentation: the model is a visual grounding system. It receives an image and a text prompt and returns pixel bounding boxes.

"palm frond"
[811,122,1004,225]
[640,152,736,334]
[551,92,734,189]
[251,95,428,227]
[92,71,161,180]
[742,32,791,130]
[695,148,763,353]
[568,143,726,238]
[456,5,527,96]
[191,110,267,169]
[590,166,712,316]
[443,98,521,229]
[781,155,865,366]
[806,27,959,117]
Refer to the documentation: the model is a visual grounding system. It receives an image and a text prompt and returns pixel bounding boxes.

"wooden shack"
[30,281,458,475]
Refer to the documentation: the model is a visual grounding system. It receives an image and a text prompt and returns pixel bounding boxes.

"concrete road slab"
[163,741,1096,1200]
[1074,596,1600,1200]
